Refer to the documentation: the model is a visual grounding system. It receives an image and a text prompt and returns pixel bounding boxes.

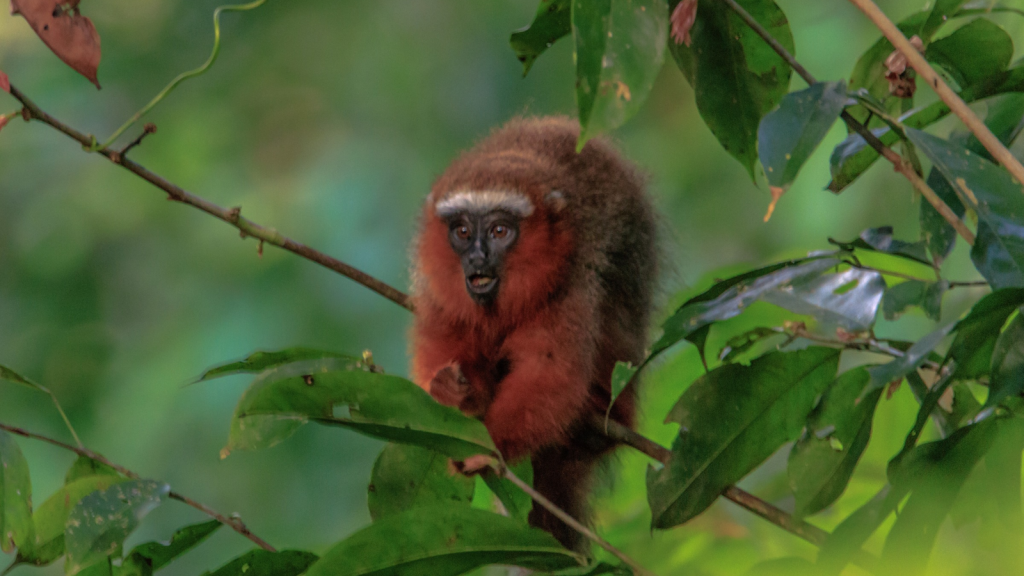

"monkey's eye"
[490,225,509,239]
[455,225,471,240]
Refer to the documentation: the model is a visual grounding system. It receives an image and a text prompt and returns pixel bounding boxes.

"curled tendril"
[96,0,269,150]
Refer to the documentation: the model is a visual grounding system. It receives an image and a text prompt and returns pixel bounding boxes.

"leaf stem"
[846,0,1024,191]
[500,466,656,576]
[716,0,976,245]
[0,421,277,552]
[97,0,270,150]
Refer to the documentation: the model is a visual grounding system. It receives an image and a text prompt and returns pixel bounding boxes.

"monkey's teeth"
[470,276,493,287]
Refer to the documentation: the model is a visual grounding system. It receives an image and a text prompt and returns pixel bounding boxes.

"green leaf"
[227,358,496,460]
[920,0,973,41]
[653,257,839,358]
[367,444,475,522]
[65,479,170,576]
[480,459,534,523]
[946,288,1024,380]
[745,557,818,576]
[0,363,44,391]
[920,167,967,265]
[15,475,129,567]
[121,520,221,572]
[195,348,359,382]
[669,0,794,178]
[831,226,931,266]
[510,0,571,76]
[881,280,947,321]
[573,0,668,148]
[647,348,840,528]
[758,81,848,192]
[881,419,998,576]
[200,550,319,576]
[0,430,33,554]
[303,506,584,576]
[717,327,782,363]
[865,322,955,393]
[890,368,958,471]
[65,457,121,485]
[815,485,908,575]
[905,128,1024,289]
[788,367,882,518]
[989,311,1024,407]
[759,266,885,333]
[608,361,637,409]
[925,19,1012,88]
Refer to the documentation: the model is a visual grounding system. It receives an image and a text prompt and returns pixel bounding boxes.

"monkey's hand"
[429,363,470,407]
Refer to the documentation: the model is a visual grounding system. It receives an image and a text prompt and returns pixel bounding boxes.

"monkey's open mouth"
[466,274,498,296]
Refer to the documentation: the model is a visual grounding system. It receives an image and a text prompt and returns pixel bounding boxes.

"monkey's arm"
[485,300,597,462]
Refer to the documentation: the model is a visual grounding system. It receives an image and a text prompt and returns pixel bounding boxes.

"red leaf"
[10,0,101,88]
[671,0,698,47]
[883,35,923,99]
[0,114,10,134]
[0,70,9,93]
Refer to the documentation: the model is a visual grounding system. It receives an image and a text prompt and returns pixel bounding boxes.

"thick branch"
[847,0,1024,189]
[7,85,413,311]
[0,422,276,553]
[718,0,975,245]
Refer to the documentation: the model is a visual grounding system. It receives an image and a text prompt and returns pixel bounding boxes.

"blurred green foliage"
[2,0,1024,574]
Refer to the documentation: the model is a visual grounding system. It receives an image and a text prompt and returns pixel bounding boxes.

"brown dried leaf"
[670,0,698,47]
[0,70,9,93]
[10,0,101,88]
[883,35,923,98]
[0,114,10,133]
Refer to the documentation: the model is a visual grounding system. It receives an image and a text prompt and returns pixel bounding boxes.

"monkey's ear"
[544,190,567,213]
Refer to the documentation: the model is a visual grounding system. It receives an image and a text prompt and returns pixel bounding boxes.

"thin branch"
[717,0,976,246]
[501,467,656,576]
[591,415,879,573]
[6,85,413,311]
[0,422,276,553]
[847,0,1024,189]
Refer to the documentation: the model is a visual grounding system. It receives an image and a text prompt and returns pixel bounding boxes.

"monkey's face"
[444,210,520,305]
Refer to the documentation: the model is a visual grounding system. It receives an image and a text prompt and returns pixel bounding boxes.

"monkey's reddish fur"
[410,117,657,548]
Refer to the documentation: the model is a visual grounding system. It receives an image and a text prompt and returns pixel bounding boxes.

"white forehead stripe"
[435,190,535,218]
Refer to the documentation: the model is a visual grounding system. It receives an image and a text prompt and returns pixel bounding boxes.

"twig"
[847,0,1024,190]
[500,467,656,576]
[592,415,879,573]
[7,85,412,311]
[717,0,976,245]
[117,123,157,159]
[0,422,276,553]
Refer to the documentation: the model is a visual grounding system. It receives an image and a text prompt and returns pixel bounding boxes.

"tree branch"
[847,0,1024,189]
[6,85,413,311]
[0,422,277,553]
[717,0,976,246]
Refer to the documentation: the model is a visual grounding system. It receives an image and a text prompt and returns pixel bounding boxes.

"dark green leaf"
[921,0,973,41]
[303,506,584,576]
[480,459,533,523]
[65,457,120,485]
[0,364,43,391]
[758,81,848,191]
[227,358,496,460]
[510,0,571,76]
[653,257,839,357]
[832,226,931,266]
[890,368,958,472]
[760,266,885,333]
[965,93,1024,163]
[881,420,998,576]
[573,0,668,147]
[65,479,170,576]
[881,280,947,321]
[989,311,1024,407]
[552,562,632,575]
[669,0,794,178]
[200,550,319,576]
[718,327,781,363]
[0,430,32,554]
[608,361,637,409]
[15,475,129,567]
[905,128,1024,289]
[816,485,907,575]
[788,367,882,518]
[195,348,359,382]
[926,19,1012,88]
[122,520,221,572]
[367,444,475,522]
[865,322,955,393]
[647,348,840,528]
[920,167,967,265]
[946,288,1024,380]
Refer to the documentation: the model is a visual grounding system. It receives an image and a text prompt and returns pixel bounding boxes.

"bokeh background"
[1,1,1021,574]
